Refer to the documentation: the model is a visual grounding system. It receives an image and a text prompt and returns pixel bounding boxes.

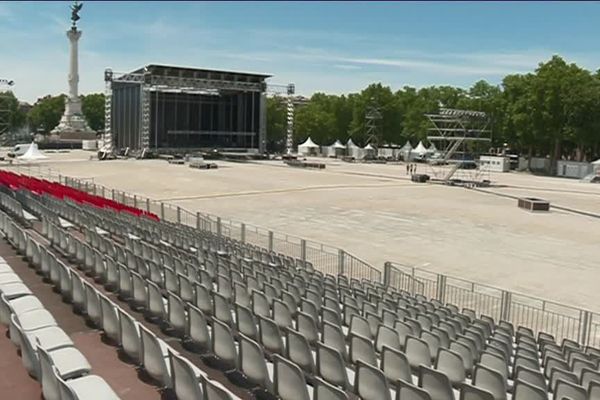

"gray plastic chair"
[571,358,596,380]
[589,381,600,400]
[350,315,372,339]
[211,318,238,371]
[168,292,188,337]
[258,316,284,356]
[55,365,120,400]
[213,291,233,327]
[297,311,319,345]
[130,271,148,310]
[422,330,442,362]
[168,348,207,400]
[512,379,547,400]
[419,365,456,400]
[472,364,507,400]
[324,320,349,362]
[381,345,412,384]
[545,356,570,379]
[83,282,103,327]
[116,263,132,300]
[580,367,600,391]
[316,342,352,390]
[287,329,315,374]
[147,280,166,321]
[273,354,310,400]
[252,290,270,318]
[186,304,211,352]
[460,383,495,400]
[436,348,466,388]
[480,351,509,383]
[273,299,293,330]
[235,304,258,340]
[314,376,349,400]
[38,345,115,400]
[117,308,140,362]
[349,333,378,367]
[194,283,213,317]
[553,379,586,400]
[397,379,433,400]
[549,369,578,393]
[0,292,43,325]
[71,273,86,312]
[513,355,540,377]
[139,324,173,388]
[376,324,402,352]
[395,320,414,349]
[514,365,546,392]
[98,293,120,343]
[406,335,432,372]
[239,334,274,391]
[203,378,238,400]
[11,315,77,379]
[355,360,392,400]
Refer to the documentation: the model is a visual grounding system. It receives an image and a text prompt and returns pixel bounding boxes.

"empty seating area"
[1,171,600,400]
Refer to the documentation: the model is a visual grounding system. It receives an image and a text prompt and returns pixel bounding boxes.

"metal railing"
[383,261,600,348]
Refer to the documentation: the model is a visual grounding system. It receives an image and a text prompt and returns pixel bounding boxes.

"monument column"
[66,28,82,114]
[51,1,95,138]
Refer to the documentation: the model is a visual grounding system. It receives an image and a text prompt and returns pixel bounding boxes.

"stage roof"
[130,64,271,82]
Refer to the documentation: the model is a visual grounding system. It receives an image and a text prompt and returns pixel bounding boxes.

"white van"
[8,143,31,158]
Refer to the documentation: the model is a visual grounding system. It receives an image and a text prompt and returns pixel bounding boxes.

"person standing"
[406,163,410,175]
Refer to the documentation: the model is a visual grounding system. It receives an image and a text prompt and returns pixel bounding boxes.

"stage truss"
[425,108,492,184]
[102,68,294,156]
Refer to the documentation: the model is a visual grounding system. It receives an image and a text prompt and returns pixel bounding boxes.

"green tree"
[266,96,287,152]
[81,93,105,131]
[0,91,27,134]
[28,94,66,134]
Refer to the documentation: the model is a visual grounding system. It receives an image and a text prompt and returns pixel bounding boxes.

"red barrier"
[0,171,159,221]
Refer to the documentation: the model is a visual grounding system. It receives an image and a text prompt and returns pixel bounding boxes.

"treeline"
[0,92,105,134]
[267,55,600,170]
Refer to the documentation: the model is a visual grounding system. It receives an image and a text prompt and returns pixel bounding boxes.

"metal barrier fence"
[383,261,600,348]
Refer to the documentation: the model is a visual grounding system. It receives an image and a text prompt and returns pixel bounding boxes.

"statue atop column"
[51,1,96,140]
[71,1,83,29]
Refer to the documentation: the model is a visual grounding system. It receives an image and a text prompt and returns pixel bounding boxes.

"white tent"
[592,159,600,173]
[298,137,320,156]
[17,142,47,161]
[324,139,346,158]
[346,138,362,159]
[363,143,376,159]
[413,141,428,156]
[399,141,413,161]
[427,142,438,153]
[331,140,345,149]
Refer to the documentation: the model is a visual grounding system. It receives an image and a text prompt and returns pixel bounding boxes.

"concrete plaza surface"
[7,151,600,309]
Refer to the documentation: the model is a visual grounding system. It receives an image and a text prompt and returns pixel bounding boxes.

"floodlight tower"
[0,78,15,136]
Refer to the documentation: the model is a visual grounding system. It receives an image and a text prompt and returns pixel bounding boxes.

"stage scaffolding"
[102,64,270,155]
[425,108,492,183]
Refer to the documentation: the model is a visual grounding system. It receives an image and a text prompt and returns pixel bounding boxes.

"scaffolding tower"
[365,99,383,146]
[0,79,15,137]
[425,108,492,184]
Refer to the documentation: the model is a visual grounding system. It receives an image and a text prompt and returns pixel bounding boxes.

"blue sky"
[1,1,600,103]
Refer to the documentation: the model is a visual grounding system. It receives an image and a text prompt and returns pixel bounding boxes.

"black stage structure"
[103,64,270,154]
